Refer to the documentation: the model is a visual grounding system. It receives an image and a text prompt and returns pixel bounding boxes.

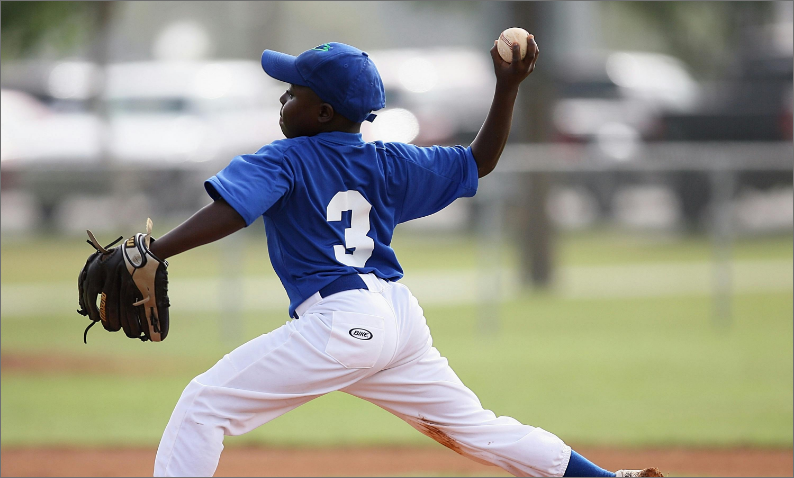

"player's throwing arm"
[470,29,538,178]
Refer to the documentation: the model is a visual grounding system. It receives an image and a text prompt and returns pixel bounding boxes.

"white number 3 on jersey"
[326,190,374,267]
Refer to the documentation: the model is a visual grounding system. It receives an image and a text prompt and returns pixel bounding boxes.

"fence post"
[477,175,505,335]
[709,167,736,329]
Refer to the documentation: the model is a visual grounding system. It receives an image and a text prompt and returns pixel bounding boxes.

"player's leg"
[344,344,571,476]
[154,289,399,477]
[342,281,611,477]
[154,322,320,476]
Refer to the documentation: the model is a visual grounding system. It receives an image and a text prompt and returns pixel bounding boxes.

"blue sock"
[563,450,616,477]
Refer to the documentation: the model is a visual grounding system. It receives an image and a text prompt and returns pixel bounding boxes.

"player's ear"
[318,103,334,123]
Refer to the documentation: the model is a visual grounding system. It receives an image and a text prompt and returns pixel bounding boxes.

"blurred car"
[0,59,100,112]
[365,48,495,146]
[551,50,700,152]
[656,21,793,227]
[659,21,793,143]
[2,60,287,166]
[103,60,285,165]
[0,88,102,164]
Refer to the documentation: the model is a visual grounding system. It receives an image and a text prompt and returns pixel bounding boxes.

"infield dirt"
[1,446,792,477]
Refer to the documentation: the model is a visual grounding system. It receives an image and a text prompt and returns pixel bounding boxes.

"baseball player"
[77,34,660,477]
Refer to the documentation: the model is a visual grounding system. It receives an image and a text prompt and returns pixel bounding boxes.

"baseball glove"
[77,218,170,343]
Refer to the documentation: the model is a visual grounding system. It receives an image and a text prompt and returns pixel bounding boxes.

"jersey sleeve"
[204,145,295,226]
[385,143,479,224]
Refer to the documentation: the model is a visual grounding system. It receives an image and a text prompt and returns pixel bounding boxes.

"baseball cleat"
[615,468,664,477]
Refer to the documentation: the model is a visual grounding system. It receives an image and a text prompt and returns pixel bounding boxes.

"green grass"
[556,228,793,265]
[1,230,792,448]
[2,228,792,284]
[2,293,791,448]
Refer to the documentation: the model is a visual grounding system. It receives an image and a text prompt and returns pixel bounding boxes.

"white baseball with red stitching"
[497,27,530,63]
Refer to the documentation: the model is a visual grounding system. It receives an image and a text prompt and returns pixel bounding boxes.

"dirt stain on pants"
[416,417,467,456]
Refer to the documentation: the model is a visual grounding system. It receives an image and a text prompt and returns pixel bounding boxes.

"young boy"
[147,38,661,477]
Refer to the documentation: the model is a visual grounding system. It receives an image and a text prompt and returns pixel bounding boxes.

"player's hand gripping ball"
[497,27,531,63]
[490,28,538,90]
[77,218,170,344]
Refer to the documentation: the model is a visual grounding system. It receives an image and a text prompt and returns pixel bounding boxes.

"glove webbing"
[78,234,125,344]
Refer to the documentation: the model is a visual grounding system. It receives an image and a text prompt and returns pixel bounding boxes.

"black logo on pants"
[349,328,373,340]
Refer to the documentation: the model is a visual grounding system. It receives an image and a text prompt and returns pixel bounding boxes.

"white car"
[0,88,102,164]
[103,60,285,165]
[2,60,287,167]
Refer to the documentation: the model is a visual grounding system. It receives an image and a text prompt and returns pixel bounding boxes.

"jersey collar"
[314,131,364,145]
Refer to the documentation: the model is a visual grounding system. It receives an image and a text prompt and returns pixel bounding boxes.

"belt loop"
[294,291,322,319]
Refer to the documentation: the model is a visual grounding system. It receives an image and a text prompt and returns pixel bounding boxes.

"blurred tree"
[408,1,482,14]
[604,1,777,78]
[0,1,102,59]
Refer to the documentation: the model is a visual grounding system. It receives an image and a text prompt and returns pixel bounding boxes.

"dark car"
[658,22,793,227]
[660,24,793,142]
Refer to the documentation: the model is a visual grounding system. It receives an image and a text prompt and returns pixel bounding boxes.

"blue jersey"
[205,131,479,317]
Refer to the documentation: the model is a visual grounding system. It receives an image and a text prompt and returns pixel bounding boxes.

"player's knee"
[193,354,236,387]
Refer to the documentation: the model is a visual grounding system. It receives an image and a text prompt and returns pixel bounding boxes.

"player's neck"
[316,112,362,135]
[318,122,361,135]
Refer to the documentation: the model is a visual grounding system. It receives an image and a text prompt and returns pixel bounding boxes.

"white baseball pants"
[153,274,571,477]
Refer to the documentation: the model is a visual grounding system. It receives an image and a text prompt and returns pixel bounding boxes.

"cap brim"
[261,50,306,86]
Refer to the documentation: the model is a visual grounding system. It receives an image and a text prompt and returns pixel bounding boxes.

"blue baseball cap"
[261,42,386,123]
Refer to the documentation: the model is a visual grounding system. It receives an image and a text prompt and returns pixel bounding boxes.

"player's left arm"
[77,192,246,344]
[470,34,538,178]
[148,197,246,260]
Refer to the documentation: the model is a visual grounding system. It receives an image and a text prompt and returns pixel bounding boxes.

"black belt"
[293,274,369,319]
[319,274,368,298]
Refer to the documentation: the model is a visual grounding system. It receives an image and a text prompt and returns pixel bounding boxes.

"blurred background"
[1,2,792,477]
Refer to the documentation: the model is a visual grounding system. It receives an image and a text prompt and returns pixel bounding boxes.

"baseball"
[497,27,531,63]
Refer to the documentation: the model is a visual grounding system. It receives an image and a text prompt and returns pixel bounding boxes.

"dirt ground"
[1,446,792,477]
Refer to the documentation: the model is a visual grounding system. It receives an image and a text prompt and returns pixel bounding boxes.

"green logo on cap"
[312,44,332,52]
